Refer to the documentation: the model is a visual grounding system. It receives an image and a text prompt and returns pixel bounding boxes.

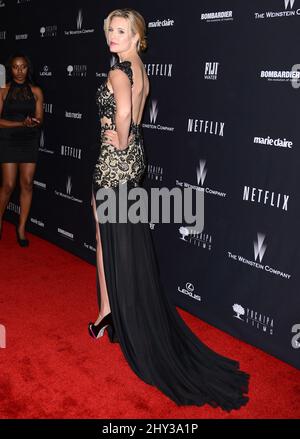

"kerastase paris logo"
[254,135,293,150]
[40,66,53,77]
[67,65,87,77]
[187,119,225,136]
[148,18,174,28]
[65,111,82,120]
[144,63,173,77]
[232,304,274,335]
[204,62,220,80]
[40,25,57,38]
[201,10,233,22]
[291,324,300,349]
[260,65,300,89]
[142,99,174,132]
[243,185,289,211]
[176,160,227,199]
[54,176,83,203]
[178,282,202,302]
[179,227,212,250]
[255,0,300,19]
[64,9,95,36]
[227,233,291,280]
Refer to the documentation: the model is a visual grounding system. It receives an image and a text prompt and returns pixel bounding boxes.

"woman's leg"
[91,190,111,323]
[0,163,18,228]
[18,162,37,239]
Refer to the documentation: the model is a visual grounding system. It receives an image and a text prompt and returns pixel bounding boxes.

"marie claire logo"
[147,164,164,181]
[179,227,212,250]
[40,65,53,77]
[201,10,233,22]
[67,65,87,77]
[254,135,293,149]
[148,18,175,27]
[187,118,225,136]
[178,282,202,302]
[175,160,227,199]
[243,185,289,211]
[232,303,274,335]
[142,99,174,132]
[64,9,95,36]
[204,62,220,80]
[228,233,291,280]
[0,31,6,40]
[40,25,57,38]
[144,63,173,77]
[61,145,82,159]
[255,0,300,19]
[39,130,54,154]
[65,111,82,119]
[291,324,300,349]
[15,34,28,40]
[54,177,82,203]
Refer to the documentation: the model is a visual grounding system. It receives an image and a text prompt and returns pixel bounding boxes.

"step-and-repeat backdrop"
[1,0,299,369]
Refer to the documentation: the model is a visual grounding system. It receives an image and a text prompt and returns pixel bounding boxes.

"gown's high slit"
[91,60,250,411]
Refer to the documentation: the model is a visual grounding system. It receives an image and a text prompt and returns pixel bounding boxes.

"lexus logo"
[254,233,267,263]
[185,283,194,293]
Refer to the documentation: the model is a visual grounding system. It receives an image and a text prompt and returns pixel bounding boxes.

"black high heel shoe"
[88,312,113,339]
[16,225,29,247]
[107,321,119,343]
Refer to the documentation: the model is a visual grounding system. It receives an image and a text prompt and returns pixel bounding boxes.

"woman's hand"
[23,116,40,128]
[104,129,133,150]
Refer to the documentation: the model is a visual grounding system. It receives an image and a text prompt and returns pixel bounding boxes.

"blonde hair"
[104,8,147,53]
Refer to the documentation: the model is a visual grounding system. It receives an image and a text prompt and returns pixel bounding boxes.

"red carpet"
[0,220,299,419]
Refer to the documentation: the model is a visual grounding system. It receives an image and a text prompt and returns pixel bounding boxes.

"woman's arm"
[32,86,44,124]
[0,89,24,128]
[108,68,132,150]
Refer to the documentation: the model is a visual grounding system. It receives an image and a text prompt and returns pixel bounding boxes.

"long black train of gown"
[92,60,250,411]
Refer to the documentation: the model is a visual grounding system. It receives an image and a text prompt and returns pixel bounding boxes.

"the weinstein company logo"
[54,177,82,203]
[176,159,226,198]
[232,304,274,335]
[64,9,95,36]
[204,62,219,80]
[39,130,54,154]
[255,0,300,19]
[291,324,300,349]
[243,186,289,211]
[228,233,291,280]
[178,282,202,302]
[142,99,174,132]
[254,233,267,263]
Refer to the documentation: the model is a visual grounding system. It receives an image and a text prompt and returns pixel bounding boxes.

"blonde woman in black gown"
[89,8,250,411]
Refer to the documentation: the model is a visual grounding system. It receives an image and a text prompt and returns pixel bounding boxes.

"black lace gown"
[0,79,40,163]
[92,60,250,411]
